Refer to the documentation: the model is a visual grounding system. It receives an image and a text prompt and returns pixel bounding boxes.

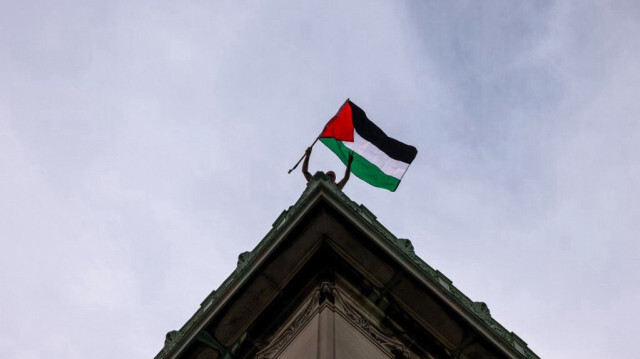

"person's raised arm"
[302,147,312,182]
[337,152,354,190]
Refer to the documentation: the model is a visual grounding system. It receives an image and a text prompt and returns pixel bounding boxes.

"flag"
[319,99,417,191]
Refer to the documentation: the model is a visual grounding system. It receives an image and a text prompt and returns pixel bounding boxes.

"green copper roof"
[157,172,539,359]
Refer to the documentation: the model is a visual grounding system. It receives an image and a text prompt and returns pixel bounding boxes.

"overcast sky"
[1,1,639,358]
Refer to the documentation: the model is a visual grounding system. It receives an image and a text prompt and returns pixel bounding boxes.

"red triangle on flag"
[319,100,354,142]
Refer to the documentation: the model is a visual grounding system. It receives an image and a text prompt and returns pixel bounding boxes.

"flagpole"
[288,99,349,174]
[287,136,319,174]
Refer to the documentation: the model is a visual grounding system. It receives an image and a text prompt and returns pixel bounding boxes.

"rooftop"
[157,172,539,359]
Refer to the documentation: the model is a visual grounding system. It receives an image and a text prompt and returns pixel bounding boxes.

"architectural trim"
[255,283,324,358]
[256,282,408,359]
[156,174,539,359]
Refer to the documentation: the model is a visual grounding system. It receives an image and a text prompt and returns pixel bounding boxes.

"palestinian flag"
[319,99,417,191]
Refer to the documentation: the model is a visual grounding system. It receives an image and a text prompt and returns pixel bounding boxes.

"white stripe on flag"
[343,131,410,179]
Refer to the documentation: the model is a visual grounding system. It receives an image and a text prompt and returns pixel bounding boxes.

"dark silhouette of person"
[302,146,354,190]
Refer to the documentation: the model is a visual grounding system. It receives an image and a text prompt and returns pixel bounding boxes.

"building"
[156,172,539,359]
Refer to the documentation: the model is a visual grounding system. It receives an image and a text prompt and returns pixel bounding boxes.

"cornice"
[156,172,539,359]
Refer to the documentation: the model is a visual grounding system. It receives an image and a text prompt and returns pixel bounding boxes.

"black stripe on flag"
[349,100,418,164]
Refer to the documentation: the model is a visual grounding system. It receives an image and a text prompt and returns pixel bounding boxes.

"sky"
[1,1,639,358]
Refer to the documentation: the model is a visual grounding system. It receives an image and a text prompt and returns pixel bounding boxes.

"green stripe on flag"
[320,138,401,191]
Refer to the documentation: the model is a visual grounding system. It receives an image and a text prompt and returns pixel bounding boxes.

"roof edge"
[156,172,539,359]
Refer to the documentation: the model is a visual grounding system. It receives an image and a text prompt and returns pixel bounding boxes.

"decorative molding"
[332,284,408,358]
[256,282,408,359]
[163,330,182,353]
[256,285,323,359]
[156,176,539,359]
[237,251,254,269]
[472,301,491,319]
[395,238,415,256]
[195,331,227,355]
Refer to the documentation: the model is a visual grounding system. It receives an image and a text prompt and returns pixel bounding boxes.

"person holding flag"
[301,146,354,190]
[290,99,417,192]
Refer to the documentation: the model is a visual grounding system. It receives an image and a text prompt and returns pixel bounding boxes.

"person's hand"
[348,151,354,164]
[305,147,312,156]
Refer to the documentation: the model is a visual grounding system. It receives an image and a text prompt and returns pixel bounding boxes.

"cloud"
[1,1,639,358]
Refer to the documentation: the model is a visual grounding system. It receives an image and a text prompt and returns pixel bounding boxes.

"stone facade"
[156,173,539,359]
